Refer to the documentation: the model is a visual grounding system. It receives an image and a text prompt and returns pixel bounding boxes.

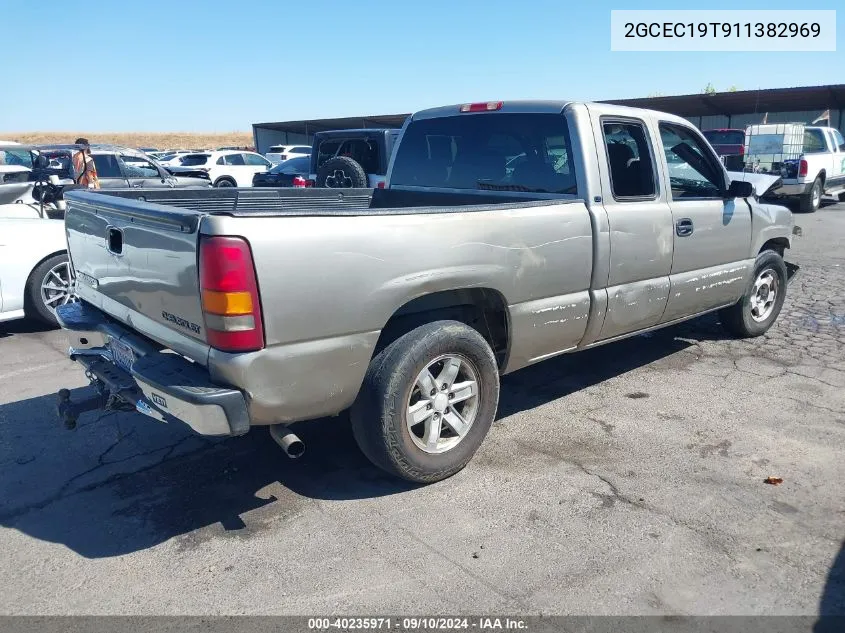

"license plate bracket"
[109,337,136,373]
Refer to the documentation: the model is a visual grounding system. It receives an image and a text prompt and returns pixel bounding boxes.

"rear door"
[657,121,752,323]
[243,152,273,182]
[590,112,673,340]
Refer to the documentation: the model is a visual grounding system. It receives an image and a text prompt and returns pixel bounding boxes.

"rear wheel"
[798,177,822,213]
[26,253,77,327]
[719,250,787,338]
[351,321,500,483]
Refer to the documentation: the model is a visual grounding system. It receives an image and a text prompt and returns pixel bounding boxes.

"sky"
[0,0,842,132]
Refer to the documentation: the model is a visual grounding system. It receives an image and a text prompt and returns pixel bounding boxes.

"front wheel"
[350,321,500,483]
[719,250,787,338]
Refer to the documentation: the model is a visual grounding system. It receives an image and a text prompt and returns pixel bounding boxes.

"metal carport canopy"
[253,114,410,136]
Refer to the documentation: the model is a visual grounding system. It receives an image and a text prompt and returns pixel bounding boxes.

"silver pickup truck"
[55,100,796,483]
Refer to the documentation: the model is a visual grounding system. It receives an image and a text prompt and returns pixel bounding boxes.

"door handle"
[676,218,694,237]
[132,183,142,188]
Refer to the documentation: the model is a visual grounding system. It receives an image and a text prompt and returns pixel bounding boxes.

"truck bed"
[85,186,576,216]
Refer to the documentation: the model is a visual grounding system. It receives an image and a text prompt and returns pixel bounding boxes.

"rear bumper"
[57,302,249,436]
[770,181,812,197]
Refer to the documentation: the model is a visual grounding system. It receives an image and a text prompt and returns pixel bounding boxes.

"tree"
[702,82,717,95]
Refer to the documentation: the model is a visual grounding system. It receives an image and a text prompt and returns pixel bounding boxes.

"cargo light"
[798,159,808,178]
[199,236,264,352]
[459,101,503,113]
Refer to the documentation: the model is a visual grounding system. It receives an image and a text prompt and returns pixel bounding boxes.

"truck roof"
[410,100,692,125]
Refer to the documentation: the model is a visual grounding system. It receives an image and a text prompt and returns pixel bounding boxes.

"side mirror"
[726,179,753,198]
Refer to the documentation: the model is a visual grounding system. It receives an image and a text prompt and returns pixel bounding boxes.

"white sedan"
[167,150,272,187]
[0,217,75,327]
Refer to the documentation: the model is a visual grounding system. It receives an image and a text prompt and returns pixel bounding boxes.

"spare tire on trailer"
[316,156,368,188]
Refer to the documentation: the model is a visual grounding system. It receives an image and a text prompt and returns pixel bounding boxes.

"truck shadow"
[817,540,845,628]
[0,314,725,558]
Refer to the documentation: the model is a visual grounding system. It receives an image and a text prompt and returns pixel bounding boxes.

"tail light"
[292,175,312,188]
[460,101,503,112]
[377,181,385,189]
[798,159,808,177]
[199,236,264,352]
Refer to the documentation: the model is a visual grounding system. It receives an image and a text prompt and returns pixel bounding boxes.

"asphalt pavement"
[1,201,843,616]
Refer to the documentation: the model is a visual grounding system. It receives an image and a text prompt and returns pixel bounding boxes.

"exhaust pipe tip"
[269,424,306,459]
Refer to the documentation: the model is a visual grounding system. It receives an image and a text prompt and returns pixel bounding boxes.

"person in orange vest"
[72,138,100,189]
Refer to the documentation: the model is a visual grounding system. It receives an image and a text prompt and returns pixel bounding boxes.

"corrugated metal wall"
[692,109,843,133]
[252,127,313,155]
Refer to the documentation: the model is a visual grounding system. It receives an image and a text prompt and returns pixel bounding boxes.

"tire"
[798,176,822,213]
[719,250,787,338]
[214,177,236,188]
[316,156,367,189]
[350,320,500,483]
[25,253,76,327]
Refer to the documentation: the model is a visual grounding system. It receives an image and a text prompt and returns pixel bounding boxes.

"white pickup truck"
[745,123,845,212]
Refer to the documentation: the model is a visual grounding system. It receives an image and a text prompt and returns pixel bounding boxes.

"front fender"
[748,198,794,255]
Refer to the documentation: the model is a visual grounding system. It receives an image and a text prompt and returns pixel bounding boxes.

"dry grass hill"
[1,131,254,150]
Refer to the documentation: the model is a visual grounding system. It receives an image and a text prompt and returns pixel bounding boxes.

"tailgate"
[64,190,208,353]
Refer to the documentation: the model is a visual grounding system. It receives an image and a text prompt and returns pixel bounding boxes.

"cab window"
[602,120,656,199]
[659,123,723,199]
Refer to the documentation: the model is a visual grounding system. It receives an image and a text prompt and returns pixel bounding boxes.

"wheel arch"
[372,287,511,370]
[213,175,236,187]
[759,237,789,257]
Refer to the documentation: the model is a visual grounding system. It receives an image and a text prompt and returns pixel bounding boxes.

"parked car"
[156,150,195,166]
[252,156,311,187]
[702,128,746,171]
[744,123,845,212]
[265,144,311,165]
[56,100,796,483]
[167,150,273,187]
[310,128,400,189]
[0,143,34,205]
[37,145,212,189]
[0,217,76,327]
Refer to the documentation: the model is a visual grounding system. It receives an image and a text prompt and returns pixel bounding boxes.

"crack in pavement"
[0,434,215,523]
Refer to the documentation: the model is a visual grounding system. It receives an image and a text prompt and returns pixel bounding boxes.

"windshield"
[703,130,744,145]
[270,156,310,174]
[390,113,576,194]
[179,154,210,166]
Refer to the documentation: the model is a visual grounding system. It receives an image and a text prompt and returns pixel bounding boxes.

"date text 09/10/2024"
[307,617,528,630]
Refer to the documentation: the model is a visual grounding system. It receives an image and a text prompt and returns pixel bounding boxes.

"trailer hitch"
[56,388,107,430]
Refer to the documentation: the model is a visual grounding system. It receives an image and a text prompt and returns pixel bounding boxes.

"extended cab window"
[602,121,656,198]
[659,123,723,199]
[92,154,123,179]
[803,129,828,154]
[390,113,576,194]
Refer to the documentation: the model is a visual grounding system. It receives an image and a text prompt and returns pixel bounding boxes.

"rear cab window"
[92,154,123,179]
[803,129,828,154]
[390,113,576,194]
[602,120,657,199]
